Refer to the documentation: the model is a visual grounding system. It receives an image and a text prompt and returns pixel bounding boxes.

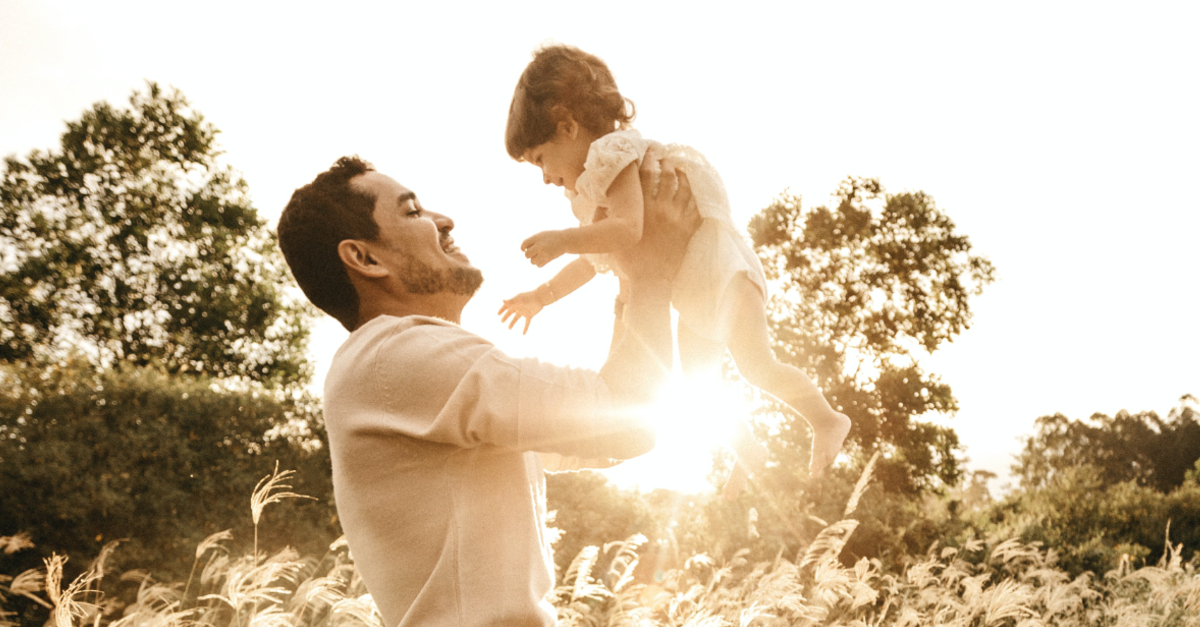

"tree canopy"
[0,83,310,387]
[1013,395,1200,493]
[747,177,995,493]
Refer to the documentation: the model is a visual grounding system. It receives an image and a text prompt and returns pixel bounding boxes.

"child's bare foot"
[808,412,851,477]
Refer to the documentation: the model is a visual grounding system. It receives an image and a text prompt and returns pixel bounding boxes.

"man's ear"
[337,240,390,279]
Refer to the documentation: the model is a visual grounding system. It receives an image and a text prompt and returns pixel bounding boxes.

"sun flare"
[600,376,754,493]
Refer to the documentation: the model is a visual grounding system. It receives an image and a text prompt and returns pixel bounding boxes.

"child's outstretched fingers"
[499,306,532,334]
[498,292,543,335]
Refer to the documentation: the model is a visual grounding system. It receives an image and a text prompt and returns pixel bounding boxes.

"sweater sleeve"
[372,319,641,459]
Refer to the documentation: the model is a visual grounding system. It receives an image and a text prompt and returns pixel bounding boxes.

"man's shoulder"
[353,314,485,344]
[324,315,500,404]
[331,315,490,371]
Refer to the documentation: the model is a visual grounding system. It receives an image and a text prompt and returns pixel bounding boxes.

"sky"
[2,0,1197,494]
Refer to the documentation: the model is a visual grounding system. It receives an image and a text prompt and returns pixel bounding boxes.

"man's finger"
[658,162,679,203]
[522,318,531,335]
[639,146,663,197]
[673,169,691,203]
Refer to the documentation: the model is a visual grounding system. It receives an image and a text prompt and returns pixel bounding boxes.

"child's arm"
[498,257,597,334]
[522,163,644,267]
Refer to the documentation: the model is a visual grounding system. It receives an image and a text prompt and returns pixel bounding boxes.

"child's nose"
[542,169,551,185]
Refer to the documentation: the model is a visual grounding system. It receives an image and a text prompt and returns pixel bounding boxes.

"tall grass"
[3,458,1198,627]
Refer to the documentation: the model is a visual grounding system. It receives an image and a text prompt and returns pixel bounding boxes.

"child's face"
[522,122,592,193]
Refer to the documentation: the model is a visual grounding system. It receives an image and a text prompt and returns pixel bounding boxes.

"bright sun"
[599,376,755,493]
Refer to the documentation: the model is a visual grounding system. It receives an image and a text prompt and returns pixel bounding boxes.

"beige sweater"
[323,315,632,627]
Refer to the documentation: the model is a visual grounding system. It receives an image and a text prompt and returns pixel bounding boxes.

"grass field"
[3,461,1198,627]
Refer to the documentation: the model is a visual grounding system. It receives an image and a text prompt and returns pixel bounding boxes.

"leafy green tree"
[0,360,338,579]
[746,177,995,494]
[1013,395,1200,493]
[986,461,1200,576]
[0,83,310,387]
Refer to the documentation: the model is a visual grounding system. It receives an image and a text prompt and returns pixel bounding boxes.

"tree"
[1013,395,1200,493]
[746,177,995,493]
[987,462,1200,576]
[0,83,310,387]
[745,177,995,492]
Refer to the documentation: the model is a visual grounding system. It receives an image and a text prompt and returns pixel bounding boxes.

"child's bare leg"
[724,276,851,478]
[678,323,767,499]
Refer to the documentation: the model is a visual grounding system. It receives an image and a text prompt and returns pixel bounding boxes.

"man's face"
[351,171,483,296]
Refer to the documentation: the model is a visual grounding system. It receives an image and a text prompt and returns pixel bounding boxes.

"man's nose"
[431,211,454,232]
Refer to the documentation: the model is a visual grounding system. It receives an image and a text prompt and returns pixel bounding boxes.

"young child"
[498,44,851,498]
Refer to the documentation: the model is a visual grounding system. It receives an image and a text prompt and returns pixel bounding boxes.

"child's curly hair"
[505,43,635,160]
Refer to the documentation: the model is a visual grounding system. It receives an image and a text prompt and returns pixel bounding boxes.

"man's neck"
[356,293,469,328]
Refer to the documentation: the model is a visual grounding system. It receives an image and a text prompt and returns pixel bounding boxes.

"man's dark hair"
[277,156,378,331]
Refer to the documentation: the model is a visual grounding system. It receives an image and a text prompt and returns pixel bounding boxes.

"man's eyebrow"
[397,191,417,206]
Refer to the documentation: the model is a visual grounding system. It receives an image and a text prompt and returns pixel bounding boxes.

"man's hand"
[611,151,701,281]
[521,230,569,267]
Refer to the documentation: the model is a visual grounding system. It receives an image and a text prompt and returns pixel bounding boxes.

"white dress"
[567,129,768,343]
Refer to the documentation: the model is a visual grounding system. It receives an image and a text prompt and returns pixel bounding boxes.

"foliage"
[747,177,995,494]
[984,461,1200,578]
[0,492,374,627]
[545,472,662,576]
[7,460,1200,627]
[1014,395,1200,492]
[0,82,311,387]
[0,360,338,581]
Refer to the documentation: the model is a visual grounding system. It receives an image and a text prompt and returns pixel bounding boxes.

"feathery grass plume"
[566,545,603,603]
[250,462,315,563]
[978,578,1036,625]
[603,534,647,594]
[44,552,107,627]
[184,529,234,605]
[6,568,52,609]
[0,533,34,556]
[329,593,385,627]
[796,519,859,571]
[842,451,880,519]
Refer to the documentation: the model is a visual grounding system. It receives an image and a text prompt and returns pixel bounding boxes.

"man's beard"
[399,254,484,296]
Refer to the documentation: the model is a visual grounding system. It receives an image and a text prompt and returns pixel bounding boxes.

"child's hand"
[521,230,568,267]
[498,290,545,335]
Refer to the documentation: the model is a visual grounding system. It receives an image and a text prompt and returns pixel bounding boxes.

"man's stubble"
[399,254,484,297]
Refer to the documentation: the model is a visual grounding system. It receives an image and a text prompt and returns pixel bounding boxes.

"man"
[276,155,697,627]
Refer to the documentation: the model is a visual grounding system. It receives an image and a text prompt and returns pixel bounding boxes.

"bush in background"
[0,360,339,581]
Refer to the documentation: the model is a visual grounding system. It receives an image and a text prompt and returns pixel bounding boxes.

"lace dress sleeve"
[574,130,647,207]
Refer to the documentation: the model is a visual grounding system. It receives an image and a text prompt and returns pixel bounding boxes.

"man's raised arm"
[594,157,700,456]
